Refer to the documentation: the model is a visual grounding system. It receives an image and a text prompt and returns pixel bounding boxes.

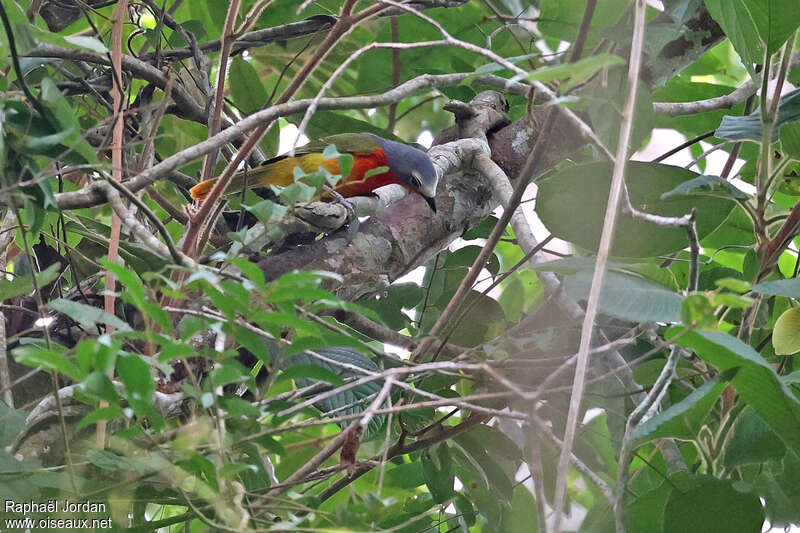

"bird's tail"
[189,178,216,201]
[189,154,328,201]
[189,168,268,202]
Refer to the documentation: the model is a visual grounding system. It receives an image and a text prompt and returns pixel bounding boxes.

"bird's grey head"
[371,134,438,212]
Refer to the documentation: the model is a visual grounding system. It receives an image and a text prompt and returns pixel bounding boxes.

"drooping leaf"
[671,328,800,455]
[630,373,730,446]
[716,88,800,141]
[536,162,736,257]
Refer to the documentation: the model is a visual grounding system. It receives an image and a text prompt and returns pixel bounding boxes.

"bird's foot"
[323,185,360,239]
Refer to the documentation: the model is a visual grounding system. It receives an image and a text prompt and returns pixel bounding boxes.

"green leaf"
[780,122,800,159]
[538,0,628,48]
[230,57,270,114]
[469,426,523,461]
[671,328,800,455]
[502,486,539,533]
[536,162,735,257]
[716,88,800,141]
[710,292,755,308]
[443,290,507,347]
[703,0,765,74]
[385,462,426,490]
[283,348,385,438]
[210,360,252,388]
[630,373,730,445]
[564,270,684,323]
[80,371,120,404]
[13,344,83,381]
[102,259,145,301]
[322,144,340,160]
[363,165,390,180]
[300,111,399,140]
[715,277,752,292]
[62,35,108,53]
[773,307,800,355]
[48,298,132,332]
[22,127,74,153]
[747,0,800,55]
[663,475,764,533]
[117,354,155,410]
[39,78,96,164]
[724,408,787,467]
[0,263,60,300]
[681,293,718,327]
[244,199,289,225]
[525,54,625,92]
[421,443,454,503]
[77,406,126,430]
[452,432,514,503]
[753,277,800,297]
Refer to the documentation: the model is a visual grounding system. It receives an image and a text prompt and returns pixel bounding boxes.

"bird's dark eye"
[411,175,421,188]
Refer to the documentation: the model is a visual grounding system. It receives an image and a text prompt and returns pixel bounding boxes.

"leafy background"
[1,0,800,532]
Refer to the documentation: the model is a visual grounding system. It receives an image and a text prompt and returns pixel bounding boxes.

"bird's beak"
[424,195,437,213]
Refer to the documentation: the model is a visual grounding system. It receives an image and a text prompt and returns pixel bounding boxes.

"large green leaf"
[452,432,514,503]
[724,408,787,467]
[671,329,800,455]
[536,162,736,257]
[421,443,455,503]
[283,347,385,438]
[753,276,800,297]
[230,57,270,114]
[663,475,764,533]
[704,0,800,75]
[501,486,539,533]
[563,270,684,323]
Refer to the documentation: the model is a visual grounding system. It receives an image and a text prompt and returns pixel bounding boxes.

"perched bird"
[189,132,438,212]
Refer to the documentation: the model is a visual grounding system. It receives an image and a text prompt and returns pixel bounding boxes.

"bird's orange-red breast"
[189,132,438,211]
